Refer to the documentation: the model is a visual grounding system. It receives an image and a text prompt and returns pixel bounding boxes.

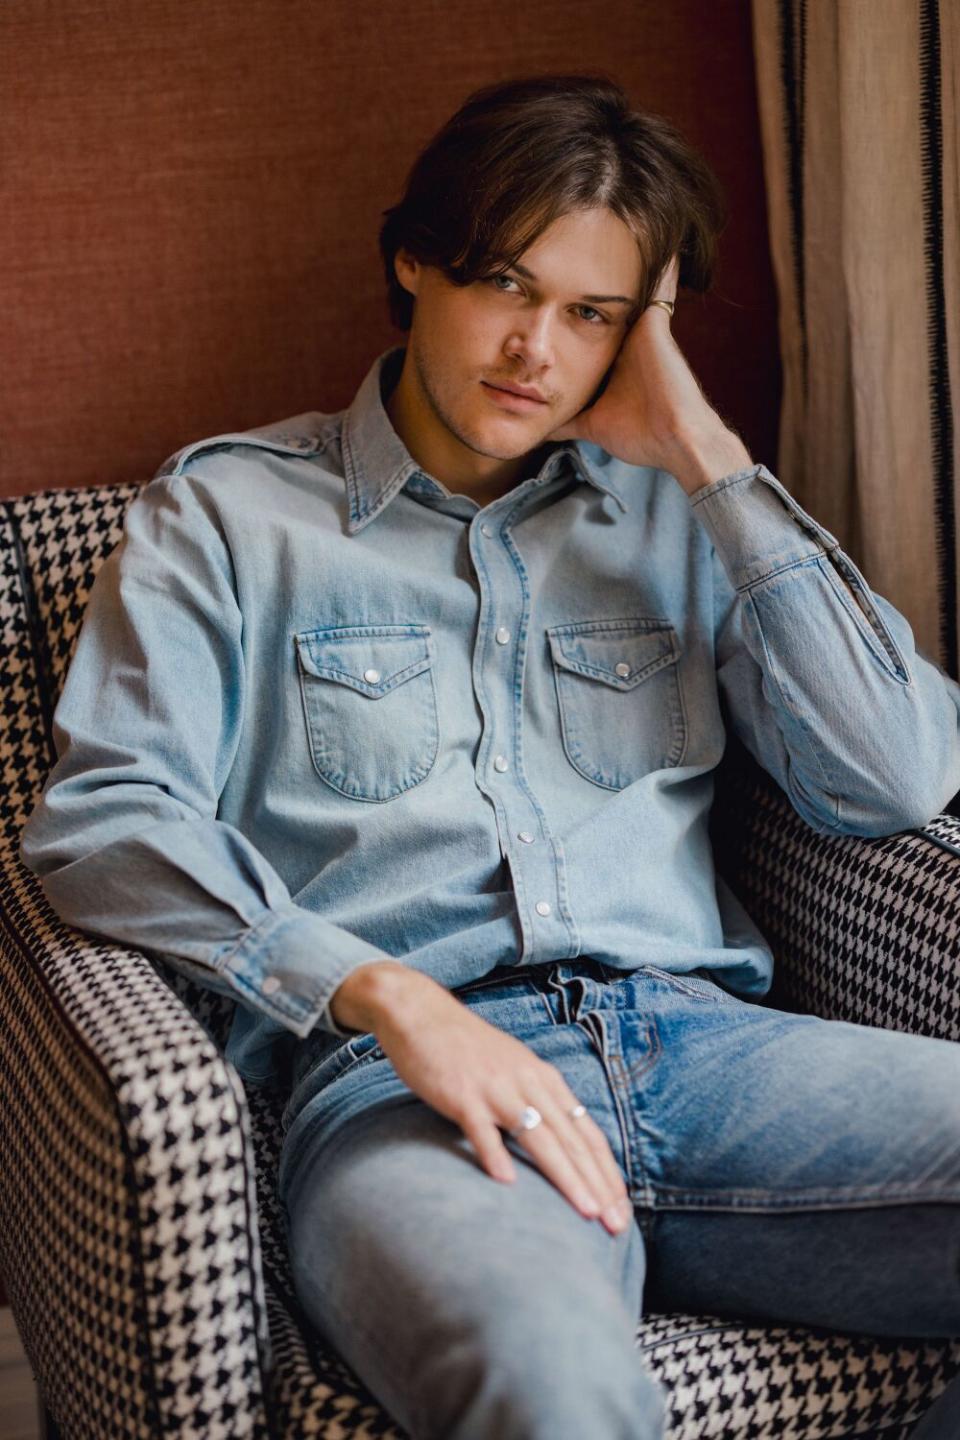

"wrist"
[328,959,434,1034]
[661,426,754,497]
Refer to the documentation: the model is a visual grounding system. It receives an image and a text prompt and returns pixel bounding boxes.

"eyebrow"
[509,260,638,307]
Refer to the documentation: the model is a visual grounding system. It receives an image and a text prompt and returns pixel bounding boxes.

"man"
[20,72,960,1439]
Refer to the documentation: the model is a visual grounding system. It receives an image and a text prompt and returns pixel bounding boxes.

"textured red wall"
[0,0,780,499]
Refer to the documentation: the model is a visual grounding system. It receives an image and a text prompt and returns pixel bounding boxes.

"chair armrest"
[711,737,960,1039]
[0,832,276,1439]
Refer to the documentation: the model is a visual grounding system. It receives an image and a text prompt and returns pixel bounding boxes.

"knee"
[409,1289,669,1440]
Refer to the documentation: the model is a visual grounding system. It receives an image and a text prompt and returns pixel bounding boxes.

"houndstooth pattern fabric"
[0,858,275,1437]
[710,744,960,1044]
[2,479,959,1438]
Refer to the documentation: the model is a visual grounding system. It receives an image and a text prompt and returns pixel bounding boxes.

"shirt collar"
[341,345,629,534]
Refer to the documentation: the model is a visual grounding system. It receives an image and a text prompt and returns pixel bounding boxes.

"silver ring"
[568,1104,587,1120]
[508,1104,543,1138]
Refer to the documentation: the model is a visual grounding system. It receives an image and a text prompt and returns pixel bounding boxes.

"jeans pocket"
[546,617,686,788]
[295,623,440,801]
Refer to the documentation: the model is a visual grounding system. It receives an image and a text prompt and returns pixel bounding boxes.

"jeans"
[278,958,960,1439]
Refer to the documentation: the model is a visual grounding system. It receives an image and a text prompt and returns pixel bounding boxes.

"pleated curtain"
[750,0,958,683]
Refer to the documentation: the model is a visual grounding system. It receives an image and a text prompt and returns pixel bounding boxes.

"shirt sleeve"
[18,469,394,1039]
[688,462,960,837]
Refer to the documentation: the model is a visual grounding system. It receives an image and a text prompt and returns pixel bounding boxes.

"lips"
[482,381,548,406]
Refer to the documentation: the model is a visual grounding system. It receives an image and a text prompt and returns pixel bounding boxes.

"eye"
[488,273,521,293]
[574,305,609,326]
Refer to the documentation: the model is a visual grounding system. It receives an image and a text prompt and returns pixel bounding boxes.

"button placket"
[469,501,572,962]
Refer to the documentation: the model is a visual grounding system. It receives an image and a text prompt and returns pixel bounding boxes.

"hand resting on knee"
[329,960,633,1235]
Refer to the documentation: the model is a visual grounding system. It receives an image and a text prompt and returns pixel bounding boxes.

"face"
[389,206,644,493]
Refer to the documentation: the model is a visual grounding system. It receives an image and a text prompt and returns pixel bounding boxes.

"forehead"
[514,207,644,297]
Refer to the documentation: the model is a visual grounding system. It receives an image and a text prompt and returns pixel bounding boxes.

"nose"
[503,305,556,373]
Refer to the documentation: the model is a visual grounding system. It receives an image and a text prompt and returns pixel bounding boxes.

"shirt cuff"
[215,903,397,1039]
[687,462,842,592]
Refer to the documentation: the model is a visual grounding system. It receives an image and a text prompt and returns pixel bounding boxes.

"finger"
[498,1086,624,1225]
[535,1086,630,1229]
[506,1114,607,1221]
[651,252,679,306]
[659,252,680,292]
[548,1073,629,1206]
[461,1111,517,1184]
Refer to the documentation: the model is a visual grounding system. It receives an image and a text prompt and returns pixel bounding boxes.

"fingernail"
[603,1199,631,1232]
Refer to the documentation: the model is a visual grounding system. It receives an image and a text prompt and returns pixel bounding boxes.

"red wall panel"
[1,0,780,497]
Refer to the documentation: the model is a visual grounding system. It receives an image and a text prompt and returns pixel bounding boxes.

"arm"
[693,460,960,835]
[549,253,960,835]
[19,469,396,1040]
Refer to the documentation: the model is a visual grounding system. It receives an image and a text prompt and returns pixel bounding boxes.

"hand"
[329,963,633,1235]
[546,253,752,488]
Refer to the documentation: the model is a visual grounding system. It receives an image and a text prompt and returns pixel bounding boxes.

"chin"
[477,426,552,460]
[460,413,542,453]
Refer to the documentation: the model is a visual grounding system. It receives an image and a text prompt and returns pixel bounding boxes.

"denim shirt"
[20,344,960,1092]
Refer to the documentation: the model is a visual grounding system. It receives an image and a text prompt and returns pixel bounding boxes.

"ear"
[394,248,421,298]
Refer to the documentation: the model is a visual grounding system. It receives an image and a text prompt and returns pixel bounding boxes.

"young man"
[20,73,960,1439]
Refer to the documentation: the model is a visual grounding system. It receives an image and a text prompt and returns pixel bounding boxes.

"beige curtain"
[751,0,959,679]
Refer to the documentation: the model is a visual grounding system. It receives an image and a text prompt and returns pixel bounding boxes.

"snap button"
[614,662,631,677]
[495,627,510,645]
[517,831,535,843]
[480,523,493,537]
[363,668,381,683]
[262,976,282,995]
[535,901,552,917]
[493,754,509,772]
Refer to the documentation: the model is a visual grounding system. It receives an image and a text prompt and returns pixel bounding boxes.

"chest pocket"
[295,624,440,801]
[546,617,686,790]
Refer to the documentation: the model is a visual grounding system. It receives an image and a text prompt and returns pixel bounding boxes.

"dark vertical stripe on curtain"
[779,0,807,404]
[920,0,957,679]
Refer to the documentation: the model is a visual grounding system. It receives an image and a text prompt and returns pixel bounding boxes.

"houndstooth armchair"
[2,475,960,1440]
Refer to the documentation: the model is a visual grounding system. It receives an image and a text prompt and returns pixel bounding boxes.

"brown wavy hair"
[379,71,728,332]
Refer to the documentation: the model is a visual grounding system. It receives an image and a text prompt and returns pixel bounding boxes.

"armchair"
[2,476,959,1439]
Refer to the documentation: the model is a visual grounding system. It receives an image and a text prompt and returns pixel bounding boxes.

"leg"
[283,1095,666,1440]
[616,981,960,1338]
[281,970,668,1440]
[561,964,960,1432]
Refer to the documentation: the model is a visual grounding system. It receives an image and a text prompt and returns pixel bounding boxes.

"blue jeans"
[278,959,960,1439]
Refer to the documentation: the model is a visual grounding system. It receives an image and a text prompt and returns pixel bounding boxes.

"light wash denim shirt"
[20,345,960,1091]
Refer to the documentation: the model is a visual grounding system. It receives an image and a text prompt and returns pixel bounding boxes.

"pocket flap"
[546,619,679,690]
[295,624,432,698]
